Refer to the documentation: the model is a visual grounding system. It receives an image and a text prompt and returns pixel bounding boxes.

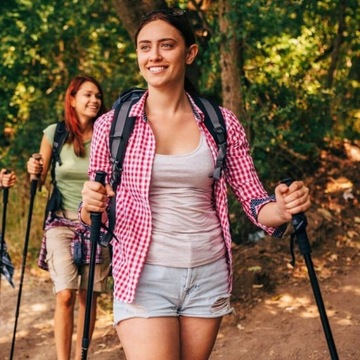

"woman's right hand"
[27,155,43,176]
[0,169,17,188]
[81,180,115,214]
[80,180,115,225]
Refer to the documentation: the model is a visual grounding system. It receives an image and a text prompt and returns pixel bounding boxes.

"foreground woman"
[80,9,311,360]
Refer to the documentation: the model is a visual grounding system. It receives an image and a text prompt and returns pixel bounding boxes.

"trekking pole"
[282,178,339,360]
[10,154,42,360]
[81,170,107,360]
[0,169,11,293]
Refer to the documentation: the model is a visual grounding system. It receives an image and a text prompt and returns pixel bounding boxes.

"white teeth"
[149,66,165,73]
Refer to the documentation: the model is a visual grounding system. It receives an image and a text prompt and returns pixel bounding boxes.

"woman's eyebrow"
[138,38,175,44]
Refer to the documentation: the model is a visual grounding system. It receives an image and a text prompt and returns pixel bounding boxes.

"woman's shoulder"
[217,106,249,146]
[95,109,116,127]
[219,106,238,121]
[219,106,245,129]
[43,123,61,144]
[187,93,239,124]
[44,122,58,133]
[92,109,116,139]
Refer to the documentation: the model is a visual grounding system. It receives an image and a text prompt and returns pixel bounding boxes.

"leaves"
[1,0,358,176]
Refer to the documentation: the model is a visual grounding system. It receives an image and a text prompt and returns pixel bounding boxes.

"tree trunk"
[326,0,347,88]
[111,0,167,39]
[218,0,244,119]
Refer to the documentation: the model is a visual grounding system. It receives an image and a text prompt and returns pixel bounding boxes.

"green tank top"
[44,123,91,213]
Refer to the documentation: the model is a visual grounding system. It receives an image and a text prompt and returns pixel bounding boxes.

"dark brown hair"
[135,8,198,94]
[135,8,196,47]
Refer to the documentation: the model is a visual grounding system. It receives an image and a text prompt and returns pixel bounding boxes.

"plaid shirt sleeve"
[220,107,287,237]
[88,110,115,183]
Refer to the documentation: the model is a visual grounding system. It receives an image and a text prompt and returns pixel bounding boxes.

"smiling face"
[136,19,198,91]
[70,81,102,123]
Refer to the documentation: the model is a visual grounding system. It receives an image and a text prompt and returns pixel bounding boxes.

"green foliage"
[1,0,358,176]
[199,0,359,182]
[0,0,140,166]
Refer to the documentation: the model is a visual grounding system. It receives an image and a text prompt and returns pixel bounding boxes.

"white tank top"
[146,133,226,267]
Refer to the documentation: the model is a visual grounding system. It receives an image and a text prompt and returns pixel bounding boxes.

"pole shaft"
[9,178,38,360]
[0,170,10,291]
[0,188,9,289]
[304,254,339,360]
[81,214,101,359]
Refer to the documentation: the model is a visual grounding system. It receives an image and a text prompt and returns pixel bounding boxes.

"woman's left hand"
[274,180,311,222]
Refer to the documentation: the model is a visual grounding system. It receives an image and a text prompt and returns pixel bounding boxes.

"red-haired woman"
[27,74,110,360]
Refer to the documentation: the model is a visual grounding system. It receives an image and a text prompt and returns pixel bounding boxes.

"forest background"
[0,0,359,272]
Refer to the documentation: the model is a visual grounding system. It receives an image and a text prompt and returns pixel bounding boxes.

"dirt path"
[1,258,359,360]
[1,142,359,359]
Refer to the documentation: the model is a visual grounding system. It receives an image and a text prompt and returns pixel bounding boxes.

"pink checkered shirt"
[87,91,285,303]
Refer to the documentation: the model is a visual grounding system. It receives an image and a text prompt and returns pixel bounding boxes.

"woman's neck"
[79,121,93,142]
[146,87,189,117]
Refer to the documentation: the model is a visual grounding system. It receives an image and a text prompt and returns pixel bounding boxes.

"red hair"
[64,74,107,156]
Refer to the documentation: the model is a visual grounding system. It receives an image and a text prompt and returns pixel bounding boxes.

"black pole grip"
[2,169,11,203]
[30,153,43,192]
[281,178,311,256]
[94,171,106,187]
[1,169,11,235]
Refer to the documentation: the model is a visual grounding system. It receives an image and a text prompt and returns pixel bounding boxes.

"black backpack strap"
[103,90,142,246]
[109,91,142,191]
[111,87,146,110]
[43,122,68,228]
[51,121,68,182]
[193,96,227,180]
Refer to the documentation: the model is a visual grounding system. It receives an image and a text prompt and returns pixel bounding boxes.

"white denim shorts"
[113,257,233,325]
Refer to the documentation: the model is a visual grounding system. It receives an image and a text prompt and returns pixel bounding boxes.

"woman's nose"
[149,47,162,61]
[91,95,100,103]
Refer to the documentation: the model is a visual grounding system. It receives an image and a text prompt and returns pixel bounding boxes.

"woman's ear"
[186,44,199,65]
[70,96,76,108]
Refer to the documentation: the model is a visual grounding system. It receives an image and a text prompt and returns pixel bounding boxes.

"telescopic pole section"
[0,169,11,293]
[81,171,107,360]
[10,154,42,360]
[282,178,339,360]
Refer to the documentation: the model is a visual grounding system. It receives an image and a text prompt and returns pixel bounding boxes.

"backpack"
[43,121,68,226]
[101,88,227,246]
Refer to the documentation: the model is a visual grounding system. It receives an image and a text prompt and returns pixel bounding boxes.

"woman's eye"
[140,45,150,51]
[162,43,173,49]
